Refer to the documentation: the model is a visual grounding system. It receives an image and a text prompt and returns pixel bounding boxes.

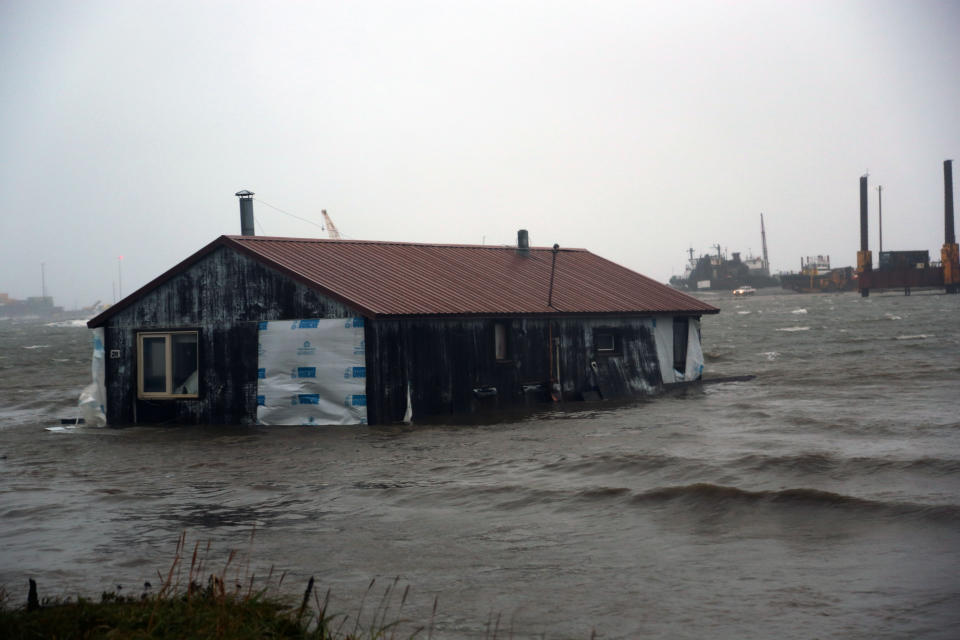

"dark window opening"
[594,329,620,355]
[673,317,689,373]
[494,321,510,361]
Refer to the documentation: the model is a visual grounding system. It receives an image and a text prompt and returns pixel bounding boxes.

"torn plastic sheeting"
[256,318,367,426]
[78,328,107,426]
[651,316,676,385]
[683,317,704,381]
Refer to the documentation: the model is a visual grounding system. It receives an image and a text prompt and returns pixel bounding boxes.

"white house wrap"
[651,316,704,383]
[652,316,678,384]
[256,318,367,425]
[79,327,107,426]
[683,318,705,382]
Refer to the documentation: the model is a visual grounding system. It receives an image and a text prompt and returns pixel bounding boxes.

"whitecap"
[737,311,751,315]
[884,314,902,321]
[46,319,91,328]
[776,326,810,332]
[791,308,808,315]
[761,351,780,360]
[22,344,50,349]
[895,334,933,340]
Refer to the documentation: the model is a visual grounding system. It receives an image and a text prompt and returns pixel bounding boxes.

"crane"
[321,209,341,239]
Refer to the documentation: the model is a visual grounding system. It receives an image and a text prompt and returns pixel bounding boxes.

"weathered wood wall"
[365,316,666,424]
[103,247,354,425]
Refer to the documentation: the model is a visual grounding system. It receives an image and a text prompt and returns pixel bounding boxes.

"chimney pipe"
[945,160,955,245]
[235,189,255,236]
[517,229,529,256]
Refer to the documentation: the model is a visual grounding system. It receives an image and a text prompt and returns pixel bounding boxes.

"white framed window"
[137,331,199,398]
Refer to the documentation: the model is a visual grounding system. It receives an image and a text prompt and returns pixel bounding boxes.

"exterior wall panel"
[366,316,667,424]
[103,247,353,425]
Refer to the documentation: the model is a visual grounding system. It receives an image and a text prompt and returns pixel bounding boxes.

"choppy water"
[1,292,959,639]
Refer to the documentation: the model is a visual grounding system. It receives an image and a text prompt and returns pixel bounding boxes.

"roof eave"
[87,236,233,328]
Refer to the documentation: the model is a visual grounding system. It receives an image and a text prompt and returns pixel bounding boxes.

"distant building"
[87,231,718,426]
[0,294,61,317]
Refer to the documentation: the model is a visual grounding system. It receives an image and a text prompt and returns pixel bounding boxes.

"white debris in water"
[45,319,91,328]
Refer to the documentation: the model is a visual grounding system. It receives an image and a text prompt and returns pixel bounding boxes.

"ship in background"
[779,255,857,293]
[670,214,780,291]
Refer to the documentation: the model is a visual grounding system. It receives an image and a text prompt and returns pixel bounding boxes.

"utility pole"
[41,262,47,299]
[118,256,123,299]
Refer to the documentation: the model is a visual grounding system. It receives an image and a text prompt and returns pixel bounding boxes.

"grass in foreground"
[0,533,431,640]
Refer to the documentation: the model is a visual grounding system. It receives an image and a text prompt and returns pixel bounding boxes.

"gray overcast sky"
[2,0,959,308]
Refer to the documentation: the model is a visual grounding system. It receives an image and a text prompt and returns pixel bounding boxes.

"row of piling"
[857,160,959,296]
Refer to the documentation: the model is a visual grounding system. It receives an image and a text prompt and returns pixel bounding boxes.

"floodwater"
[1,291,959,639]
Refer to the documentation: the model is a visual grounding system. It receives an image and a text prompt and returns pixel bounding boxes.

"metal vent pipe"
[517,229,529,255]
[236,189,255,236]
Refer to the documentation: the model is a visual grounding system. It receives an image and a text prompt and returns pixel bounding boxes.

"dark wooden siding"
[103,247,354,425]
[365,316,664,424]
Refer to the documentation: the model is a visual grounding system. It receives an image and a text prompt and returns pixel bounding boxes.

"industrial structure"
[779,256,856,293]
[84,194,718,426]
[671,214,778,291]
[857,160,960,296]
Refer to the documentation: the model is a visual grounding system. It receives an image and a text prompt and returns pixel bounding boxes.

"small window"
[494,322,509,360]
[138,331,199,398]
[594,329,619,355]
[596,333,615,352]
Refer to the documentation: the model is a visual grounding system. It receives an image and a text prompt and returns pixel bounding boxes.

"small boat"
[732,286,756,296]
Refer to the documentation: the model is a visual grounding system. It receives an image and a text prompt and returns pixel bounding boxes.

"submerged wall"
[365,315,685,424]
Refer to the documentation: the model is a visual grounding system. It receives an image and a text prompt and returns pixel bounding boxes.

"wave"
[392,477,960,525]
[776,326,809,332]
[543,452,681,475]
[895,334,934,340]
[790,308,808,314]
[733,452,960,476]
[630,483,960,522]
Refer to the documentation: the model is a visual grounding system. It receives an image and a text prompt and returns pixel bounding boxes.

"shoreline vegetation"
[0,533,446,640]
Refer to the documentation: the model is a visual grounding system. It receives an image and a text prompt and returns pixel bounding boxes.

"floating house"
[86,210,718,426]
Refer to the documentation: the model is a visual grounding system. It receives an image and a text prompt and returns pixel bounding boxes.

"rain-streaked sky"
[2,0,959,308]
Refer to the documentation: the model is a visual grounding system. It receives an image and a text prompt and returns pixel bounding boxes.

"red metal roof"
[89,235,718,326]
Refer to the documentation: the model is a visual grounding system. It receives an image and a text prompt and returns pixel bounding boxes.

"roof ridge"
[225,235,588,251]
